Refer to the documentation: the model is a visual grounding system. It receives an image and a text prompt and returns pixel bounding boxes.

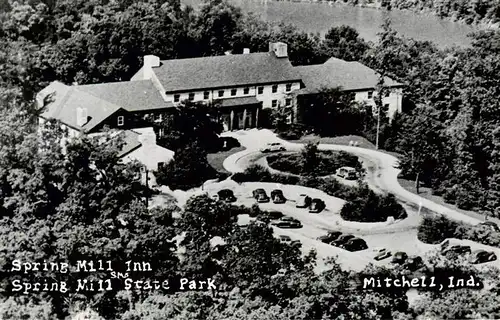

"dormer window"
[117,116,124,126]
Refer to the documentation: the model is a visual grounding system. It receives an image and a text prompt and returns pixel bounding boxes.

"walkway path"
[223,129,482,225]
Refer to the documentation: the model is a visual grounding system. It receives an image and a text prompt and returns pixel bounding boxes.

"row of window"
[367,91,391,99]
[173,83,295,103]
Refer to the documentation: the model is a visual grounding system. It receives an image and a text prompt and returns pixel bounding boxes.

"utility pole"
[375,104,381,150]
[145,167,149,208]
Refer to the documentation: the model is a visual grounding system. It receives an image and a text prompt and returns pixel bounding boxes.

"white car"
[260,142,286,153]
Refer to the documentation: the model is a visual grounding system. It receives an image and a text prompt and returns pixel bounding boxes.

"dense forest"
[1,0,500,318]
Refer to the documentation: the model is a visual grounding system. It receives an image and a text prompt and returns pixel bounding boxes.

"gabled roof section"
[39,81,123,132]
[294,58,404,94]
[38,80,171,133]
[77,80,170,112]
[152,52,302,93]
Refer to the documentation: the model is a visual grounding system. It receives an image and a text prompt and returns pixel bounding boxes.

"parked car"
[271,189,286,204]
[332,234,355,247]
[252,188,270,203]
[279,235,292,244]
[271,217,302,229]
[374,249,392,261]
[260,142,286,153]
[341,238,368,251]
[442,245,471,257]
[391,252,408,264]
[267,210,284,219]
[216,189,237,203]
[318,231,343,244]
[468,250,497,264]
[403,256,424,271]
[256,214,271,224]
[479,221,500,232]
[309,198,326,213]
[296,194,312,208]
[336,166,358,180]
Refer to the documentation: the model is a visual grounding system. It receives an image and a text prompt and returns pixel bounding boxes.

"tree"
[321,25,369,62]
[155,141,218,190]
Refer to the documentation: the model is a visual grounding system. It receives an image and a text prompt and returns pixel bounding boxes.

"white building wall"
[353,87,403,120]
[165,81,302,109]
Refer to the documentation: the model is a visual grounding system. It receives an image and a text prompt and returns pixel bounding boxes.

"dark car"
[267,210,284,219]
[404,256,424,271]
[317,231,343,244]
[309,198,326,213]
[332,234,355,247]
[253,188,270,203]
[442,245,471,257]
[256,214,271,224]
[216,189,236,203]
[341,238,368,252]
[271,189,286,204]
[391,252,408,265]
[271,217,302,229]
[468,250,497,264]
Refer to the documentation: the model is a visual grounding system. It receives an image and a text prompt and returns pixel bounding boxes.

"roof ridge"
[73,86,124,112]
[159,52,270,63]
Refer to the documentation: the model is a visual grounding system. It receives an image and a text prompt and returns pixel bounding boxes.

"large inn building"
[36,42,403,171]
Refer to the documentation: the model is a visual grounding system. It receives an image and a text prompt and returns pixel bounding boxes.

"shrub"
[267,149,362,176]
[340,192,406,222]
[416,215,500,247]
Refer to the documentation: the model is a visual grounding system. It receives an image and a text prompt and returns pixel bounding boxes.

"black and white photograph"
[0,0,500,318]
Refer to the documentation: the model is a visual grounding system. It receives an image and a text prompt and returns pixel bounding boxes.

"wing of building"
[36,42,404,170]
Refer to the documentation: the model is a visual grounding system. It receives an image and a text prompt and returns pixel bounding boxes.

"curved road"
[223,129,482,225]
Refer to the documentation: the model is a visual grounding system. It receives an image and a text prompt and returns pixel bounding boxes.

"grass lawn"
[207,146,245,174]
[398,178,498,224]
[290,134,376,149]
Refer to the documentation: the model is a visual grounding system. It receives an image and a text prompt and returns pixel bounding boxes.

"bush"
[267,149,362,176]
[340,192,406,222]
[277,123,306,140]
[231,164,299,185]
[418,214,500,246]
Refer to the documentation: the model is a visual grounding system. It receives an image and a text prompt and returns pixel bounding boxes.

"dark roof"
[77,80,171,111]
[152,52,301,93]
[294,58,404,94]
[38,80,171,132]
[217,96,261,108]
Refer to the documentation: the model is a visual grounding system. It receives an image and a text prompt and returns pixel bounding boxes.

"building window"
[258,86,264,94]
[384,103,390,110]
[243,87,250,94]
[231,88,237,96]
[271,100,278,108]
[117,116,124,126]
[286,83,292,92]
[285,98,291,106]
[218,90,224,97]
[272,85,278,93]
[385,91,390,97]
[204,91,210,100]
[367,91,373,99]
[188,93,195,101]
[158,128,165,137]
[174,94,180,102]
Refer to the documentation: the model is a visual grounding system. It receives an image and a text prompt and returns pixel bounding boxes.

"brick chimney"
[269,42,288,58]
[143,55,160,80]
